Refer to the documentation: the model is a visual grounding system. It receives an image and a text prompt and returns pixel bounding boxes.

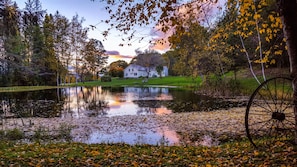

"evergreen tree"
[0,0,25,86]
[22,0,46,85]
[43,14,58,85]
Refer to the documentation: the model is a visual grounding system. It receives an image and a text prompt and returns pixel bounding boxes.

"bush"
[199,75,242,97]
[5,128,24,140]
[101,76,112,82]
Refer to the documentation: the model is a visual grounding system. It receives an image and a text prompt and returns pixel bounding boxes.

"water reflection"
[0,86,242,145]
[74,126,180,145]
[61,86,175,118]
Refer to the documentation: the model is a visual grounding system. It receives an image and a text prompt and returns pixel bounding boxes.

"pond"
[0,86,244,145]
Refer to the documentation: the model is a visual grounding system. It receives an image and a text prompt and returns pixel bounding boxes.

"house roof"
[125,64,147,71]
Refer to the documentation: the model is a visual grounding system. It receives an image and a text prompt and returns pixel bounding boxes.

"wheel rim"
[245,77,295,148]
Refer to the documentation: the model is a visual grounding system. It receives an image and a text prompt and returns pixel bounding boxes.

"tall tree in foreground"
[279,0,297,143]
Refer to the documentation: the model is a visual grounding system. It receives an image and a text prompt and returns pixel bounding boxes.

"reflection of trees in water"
[0,90,65,118]
[83,100,108,117]
[133,100,163,114]
[72,86,109,117]
[0,87,110,119]
[165,90,245,112]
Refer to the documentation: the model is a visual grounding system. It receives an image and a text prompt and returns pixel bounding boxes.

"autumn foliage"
[0,141,296,166]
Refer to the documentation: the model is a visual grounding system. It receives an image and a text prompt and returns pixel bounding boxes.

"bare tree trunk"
[279,0,297,144]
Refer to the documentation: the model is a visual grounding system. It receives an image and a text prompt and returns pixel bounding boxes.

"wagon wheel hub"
[272,111,285,121]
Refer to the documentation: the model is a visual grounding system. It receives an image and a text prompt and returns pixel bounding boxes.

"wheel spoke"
[249,119,273,135]
[255,90,274,113]
[245,77,295,148]
[250,101,273,114]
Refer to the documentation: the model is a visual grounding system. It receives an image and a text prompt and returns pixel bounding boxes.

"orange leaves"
[1,141,296,166]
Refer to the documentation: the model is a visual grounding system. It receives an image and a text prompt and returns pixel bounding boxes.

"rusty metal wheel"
[245,77,296,148]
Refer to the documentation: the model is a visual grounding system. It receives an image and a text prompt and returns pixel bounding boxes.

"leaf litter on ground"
[0,107,296,166]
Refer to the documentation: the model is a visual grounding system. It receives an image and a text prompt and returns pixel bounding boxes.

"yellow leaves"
[90,150,100,156]
[254,150,259,156]
[270,59,276,65]
[253,13,260,20]
[268,15,275,22]
[274,50,283,55]
[206,164,212,167]
[265,37,270,42]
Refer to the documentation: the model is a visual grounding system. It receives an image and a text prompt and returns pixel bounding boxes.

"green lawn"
[0,75,281,95]
[0,85,61,93]
[75,76,201,88]
[0,76,202,92]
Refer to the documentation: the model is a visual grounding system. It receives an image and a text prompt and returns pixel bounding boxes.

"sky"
[15,0,163,64]
[14,0,224,65]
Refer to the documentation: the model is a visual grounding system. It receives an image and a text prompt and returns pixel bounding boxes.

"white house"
[124,64,168,78]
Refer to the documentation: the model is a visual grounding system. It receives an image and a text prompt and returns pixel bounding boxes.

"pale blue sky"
[15,0,155,63]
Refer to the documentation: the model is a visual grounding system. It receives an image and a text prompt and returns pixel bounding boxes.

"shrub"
[32,126,50,141]
[57,123,73,142]
[101,76,112,82]
[5,128,24,140]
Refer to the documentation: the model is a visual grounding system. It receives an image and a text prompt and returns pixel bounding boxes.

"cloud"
[149,1,224,52]
[105,50,120,55]
[105,50,135,64]
[149,26,172,53]
[105,50,134,58]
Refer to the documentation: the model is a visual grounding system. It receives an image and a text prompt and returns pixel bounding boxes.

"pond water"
[0,86,243,145]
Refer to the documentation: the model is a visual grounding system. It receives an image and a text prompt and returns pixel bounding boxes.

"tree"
[0,0,26,86]
[43,14,59,85]
[278,0,297,143]
[162,50,178,76]
[134,50,164,78]
[156,65,164,78]
[53,11,70,85]
[170,22,225,77]
[69,14,88,83]
[234,0,286,84]
[109,60,128,77]
[82,38,107,80]
[22,0,46,85]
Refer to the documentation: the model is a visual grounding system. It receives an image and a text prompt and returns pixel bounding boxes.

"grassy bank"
[0,76,200,92]
[0,68,289,94]
[0,85,61,93]
[0,75,255,95]
[76,76,201,88]
[0,140,296,166]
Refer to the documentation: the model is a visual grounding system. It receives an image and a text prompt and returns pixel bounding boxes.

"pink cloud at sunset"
[149,28,172,52]
[150,0,224,52]
[105,50,135,64]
